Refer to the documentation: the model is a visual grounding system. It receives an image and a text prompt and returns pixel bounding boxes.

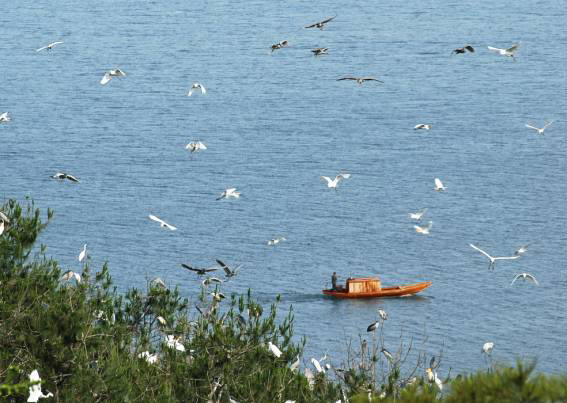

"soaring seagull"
[337,77,383,85]
[36,41,63,52]
[525,121,553,136]
[188,83,206,96]
[217,187,240,200]
[100,69,126,85]
[488,44,519,60]
[434,178,446,191]
[414,124,431,130]
[0,112,11,123]
[305,16,336,30]
[409,208,428,221]
[216,259,242,278]
[52,172,80,182]
[321,173,350,189]
[414,221,433,235]
[148,214,177,230]
[469,244,520,270]
[185,141,207,153]
[511,272,539,286]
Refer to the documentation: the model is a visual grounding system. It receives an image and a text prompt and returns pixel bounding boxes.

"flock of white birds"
[1,15,559,400]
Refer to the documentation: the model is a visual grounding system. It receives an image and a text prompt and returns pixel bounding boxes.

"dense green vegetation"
[1,199,567,402]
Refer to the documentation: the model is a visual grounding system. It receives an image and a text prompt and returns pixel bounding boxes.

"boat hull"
[322,281,432,299]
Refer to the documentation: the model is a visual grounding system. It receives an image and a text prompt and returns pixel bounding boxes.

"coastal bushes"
[1,199,567,402]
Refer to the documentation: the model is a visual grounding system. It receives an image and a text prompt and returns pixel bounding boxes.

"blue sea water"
[1,0,567,376]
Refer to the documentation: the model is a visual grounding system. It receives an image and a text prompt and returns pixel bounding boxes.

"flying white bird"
[321,173,351,189]
[52,172,80,182]
[268,341,282,358]
[414,124,431,130]
[202,277,223,286]
[268,236,286,245]
[185,141,207,153]
[0,112,11,122]
[434,178,446,191]
[409,208,428,221]
[525,121,553,136]
[378,308,388,321]
[414,221,433,235]
[514,244,529,256]
[511,272,539,286]
[482,342,494,354]
[78,243,87,262]
[216,187,240,200]
[27,370,53,402]
[138,351,159,364]
[100,69,126,85]
[165,335,185,352]
[488,44,519,59]
[188,83,206,96]
[469,244,521,270]
[36,41,64,52]
[61,270,81,283]
[148,214,177,230]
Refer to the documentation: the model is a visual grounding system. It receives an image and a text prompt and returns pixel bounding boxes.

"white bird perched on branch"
[188,82,206,96]
[321,173,351,190]
[165,335,185,352]
[425,367,443,390]
[0,112,11,122]
[409,208,427,221]
[434,178,446,191]
[525,121,553,136]
[414,221,432,235]
[185,141,207,153]
[290,356,300,372]
[138,351,159,364]
[148,214,177,230]
[61,270,81,283]
[381,347,394,363]
[378,308,388,321]
[414,124,431,130]
[268,341,282,358]
[216,187,240,200]
[469,244,520,270]
[36,41,63,52]
[511,272,539,286]
[268,236,286,246]
[311,357,324,373]
[27,370,53,402]
[488,44,519,60]
[78,243,87,262]
[100,69,126,85]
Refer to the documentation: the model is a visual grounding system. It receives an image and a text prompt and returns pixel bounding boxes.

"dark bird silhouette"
[181,264,218,275]
[452,45,475,55]
[305,16,336,30]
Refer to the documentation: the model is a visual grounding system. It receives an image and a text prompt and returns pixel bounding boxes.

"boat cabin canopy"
[346,277,381,293]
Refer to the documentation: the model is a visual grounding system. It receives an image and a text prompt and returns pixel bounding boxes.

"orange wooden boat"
[322,277,431,299]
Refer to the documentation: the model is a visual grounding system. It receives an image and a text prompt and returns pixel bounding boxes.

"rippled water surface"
[2,0,567,375]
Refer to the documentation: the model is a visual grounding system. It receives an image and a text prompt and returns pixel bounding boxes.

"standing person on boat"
[331,272,338,290]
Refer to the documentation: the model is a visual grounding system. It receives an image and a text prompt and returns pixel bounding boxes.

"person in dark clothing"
[331,272,338,290]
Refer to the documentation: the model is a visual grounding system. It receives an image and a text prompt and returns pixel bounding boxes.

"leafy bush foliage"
[1,199,567,402]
